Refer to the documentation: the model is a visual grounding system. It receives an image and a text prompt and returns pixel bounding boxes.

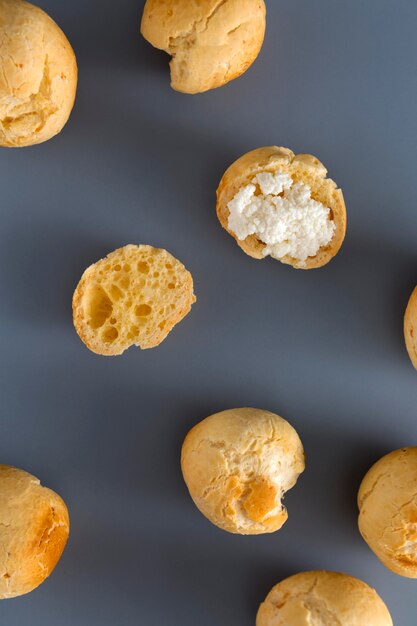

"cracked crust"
[0,0,77,147]
[181,408,305,534]
[358,447,417,578]
[256,571,393,626]
[404,286,417,369]
[140,0,266,94]
[0,465,69,599]
[216,146,347,269]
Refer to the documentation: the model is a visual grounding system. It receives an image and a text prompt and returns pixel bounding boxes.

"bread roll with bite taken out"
[0,0,77,147]
[181,408,305,534]
[257,571,393,626]
[216,146,347,269]
[358,447,417,578]
[73,245,196,356]
[140,0,266,94]
[0,465,69,599]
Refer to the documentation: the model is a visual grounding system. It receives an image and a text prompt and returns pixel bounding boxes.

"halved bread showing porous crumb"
[73,245,196,355]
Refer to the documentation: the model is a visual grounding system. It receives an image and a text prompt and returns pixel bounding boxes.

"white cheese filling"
[227,170,335,265]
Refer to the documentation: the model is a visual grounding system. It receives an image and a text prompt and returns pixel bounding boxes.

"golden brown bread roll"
[358,447,417,578]
[257,571,393,626]
[216,146,347,269]
[140,0,266,94]
[181,408,305,534]
[0,0,77,147]
[73,244,196,356]
[404,286,417,368]
[0,465,69,599]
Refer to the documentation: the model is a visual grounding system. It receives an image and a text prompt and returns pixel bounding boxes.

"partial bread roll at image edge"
[0,0,78,148]
[216,146,347,269]
[256,571,393,626]
[404,286,417,369]
[181,408,305,535]
[73,244,196,356]
[0,465,69,600]
[140,0,266,94]
[358,447,417,578]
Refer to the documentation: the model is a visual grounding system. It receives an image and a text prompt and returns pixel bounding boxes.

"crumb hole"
[102,327,118,343]
[85,285,113,329]
[137,262,149,274]
[109,284,123,301]
[135,304,152,316]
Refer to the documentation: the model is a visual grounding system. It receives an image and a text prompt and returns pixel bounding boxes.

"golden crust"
[181,408,305,535]
[0,465,69,599]
[140,0,266,94]
[0,0,77,147]
[404,286,417,369]
[72,245,196,356]
[358,447,417,578]
[256,571,393,626]
[216,146,347,269]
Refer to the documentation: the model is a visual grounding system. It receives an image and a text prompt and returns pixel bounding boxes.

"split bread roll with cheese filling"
[0,465,69,599]
[0,0,77,147]
[216,146,347,269]
[404,286,417,368]
[358,447,417,578]
[257,571,393,626]
[73,245,196,356]
[140,0,266,94]
[181,408,305,534]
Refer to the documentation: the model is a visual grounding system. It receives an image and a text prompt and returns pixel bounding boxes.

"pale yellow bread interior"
[216,146,347,269]
[141,0,266,94]
[0,0,77,147]
[0,465,69,600]
[73,245,196,356]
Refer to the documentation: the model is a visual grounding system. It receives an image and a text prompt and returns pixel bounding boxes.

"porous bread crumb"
[73,245,196,356]
[227,170,335,266]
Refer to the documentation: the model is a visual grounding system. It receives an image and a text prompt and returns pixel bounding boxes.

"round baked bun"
[73,245,196,356]
[140,0,266,94]
[0,0,77,147]
[404,286,417,368]
[358,447,417,577]
[216,146,347,269]
[257,571,393,626]
[0,465,69,599]
[181,408,305,534]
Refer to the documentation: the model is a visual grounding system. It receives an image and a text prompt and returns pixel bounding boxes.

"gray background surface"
[1,0,417,624]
